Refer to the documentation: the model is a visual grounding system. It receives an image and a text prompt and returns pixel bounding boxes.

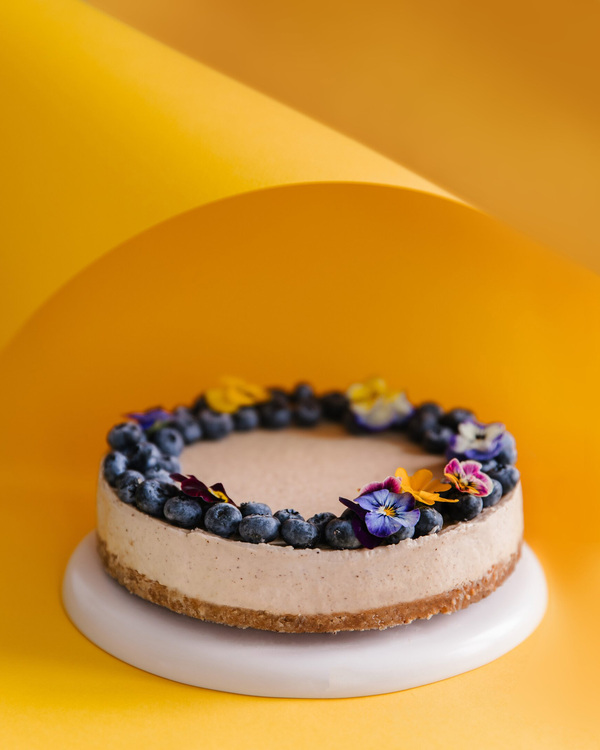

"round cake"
[97,378,523,633]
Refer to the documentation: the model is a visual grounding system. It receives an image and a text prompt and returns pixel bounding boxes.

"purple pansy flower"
[443,458,493,497]
[448,419,505,461]
[170,473,237,506]
[339,477,420,548]
[126,407,171,431]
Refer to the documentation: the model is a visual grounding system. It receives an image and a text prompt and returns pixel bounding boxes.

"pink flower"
[443,459,493,497]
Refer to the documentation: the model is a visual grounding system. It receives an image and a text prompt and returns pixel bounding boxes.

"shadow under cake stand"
[63,532,547,699]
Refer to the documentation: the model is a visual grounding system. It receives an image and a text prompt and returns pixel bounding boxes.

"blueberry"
[406,411,439,442]
[150,426,184,457]
[307,512,336,542]
[107,422,143,453]
[343,411,368,434]
[281,518,318,548]
[199,410,234,440]
[127,441,162,472]
[416,402,444,419]
[134,480,172,517]
[258,401,292,429]
[422,425,454,454]
[274,508,304,523]
[487,465,520,495]
[480,458,498,473]
[240,502,272,517]
[204,503,242,537]
[294,398,322,427]
[233,406,260,432]
[413,507,444,537]
[320,391,349,421]
[115,470,144,503]
[103,452,129,486]
[291,382,314,402]
[446,494,483,522]
[439,408,475,431]
[155,455,181,474]
[169,408,203,444]
[164,496,204,529]
[324,518,362,549]
[381,524,415,545]
[191,394,208,416]
[482,479,503,508]
[239,514,280,544]
[144,467,173,483]
[340,507,356,520]
[496,432,518,465]
[268,387,290,405]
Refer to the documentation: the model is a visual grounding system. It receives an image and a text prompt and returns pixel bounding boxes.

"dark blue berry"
[496,432,518,465]
[155,455,181,474]
[320,391,349,421]
[134,479,172,517]
[274,508,304,523]
[487,465,520,495]
[343,411,368,434]
[407,411,438,442]
[150,426,184,457]
[115,470,144,503]
[416,402,444,419]
[281,518,318,548]
[240,502,272,517]
[239,514,280,544]
[439,408,475,431]
[291,383,314,402]
[107,422,143,453]
[414,507,444,537]
[168,408,203,444]
[199,410,234,440]
[204,503,242,537]
[307,512,336,542]
[144,467,173,483]
[480,458,498,473]
[233,406,260,431]
[268,387,290,405]
[258,401,292,429]
[482,479,503,508]
[191,394,208,416]
[164,496,203,529]
[127,441,162,472]
[103,452,129,486]
[325,518,362,549]
[422,425,454,454]
[446,494,483,522]
[294,398,322,427]
[381,524,415,545]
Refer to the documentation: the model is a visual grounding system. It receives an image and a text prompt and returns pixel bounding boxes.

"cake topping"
[126,407,171,431]
[394,467,453,506]
[346,376,413,431]
[443,458,493,497]
[449,419,506,461]
[171,473,237,506]
[205,377,269,414]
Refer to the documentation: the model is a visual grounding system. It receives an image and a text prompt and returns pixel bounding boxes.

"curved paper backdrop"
[1,1,600,749]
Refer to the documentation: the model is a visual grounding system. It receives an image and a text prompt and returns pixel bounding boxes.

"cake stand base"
[63,532,547,698]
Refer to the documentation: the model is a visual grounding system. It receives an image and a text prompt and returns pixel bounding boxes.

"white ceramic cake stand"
[63,532,547,699]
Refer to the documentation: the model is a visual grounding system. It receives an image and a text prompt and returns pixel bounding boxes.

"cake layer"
[97,479,524,630]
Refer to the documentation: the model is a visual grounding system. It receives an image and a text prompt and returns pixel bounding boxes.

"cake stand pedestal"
[63,532,547,699]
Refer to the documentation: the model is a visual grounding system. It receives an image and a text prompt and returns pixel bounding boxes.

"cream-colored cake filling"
[97,426,523,615]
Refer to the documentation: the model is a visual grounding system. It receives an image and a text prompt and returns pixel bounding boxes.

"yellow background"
[1,1,599,748]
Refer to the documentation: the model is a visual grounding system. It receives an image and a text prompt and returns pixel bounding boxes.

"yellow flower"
[394,467,455,506]
[347,377,413,430]
[205,377,269,414]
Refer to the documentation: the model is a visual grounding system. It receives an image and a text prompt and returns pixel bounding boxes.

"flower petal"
[356,491,385,512]
[382,476,403,493]
[410,469,433,491]
[461,460,484,475]
[365,511,403,537]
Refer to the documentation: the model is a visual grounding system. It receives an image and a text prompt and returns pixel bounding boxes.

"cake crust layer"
[98,536,521,633]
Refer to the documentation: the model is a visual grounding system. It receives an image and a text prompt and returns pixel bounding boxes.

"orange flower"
[394,467,455,506]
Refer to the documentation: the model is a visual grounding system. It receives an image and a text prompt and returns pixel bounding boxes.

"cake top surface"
[179,424,445,516]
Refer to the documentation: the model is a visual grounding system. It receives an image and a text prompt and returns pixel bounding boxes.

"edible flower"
[126,407,171,431]
[170,473,237,506]
[205,377,269,414]
[346,376,413,431]
[394,467,454,505]
[449,419,505,461]
[443,458,493,497]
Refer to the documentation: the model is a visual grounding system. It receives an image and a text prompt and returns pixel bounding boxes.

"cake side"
[97,478,523,631]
